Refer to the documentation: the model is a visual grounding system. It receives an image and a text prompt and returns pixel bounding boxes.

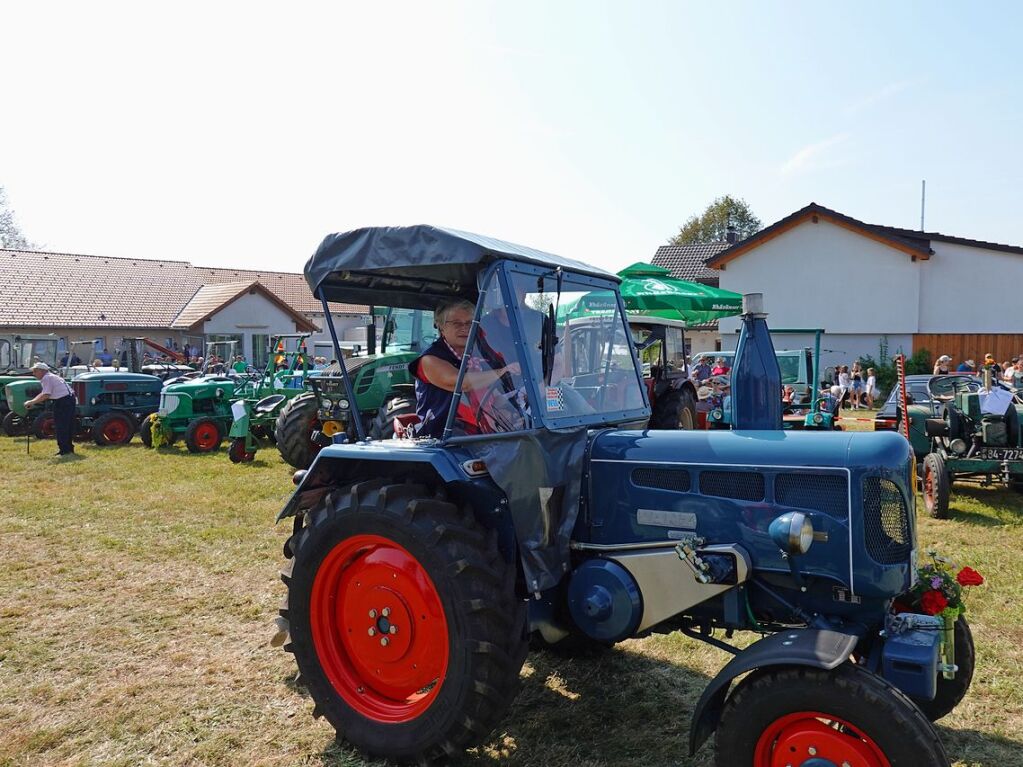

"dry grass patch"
[0,434,1021,766]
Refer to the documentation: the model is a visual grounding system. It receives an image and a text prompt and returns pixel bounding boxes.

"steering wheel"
[474,385,528,433]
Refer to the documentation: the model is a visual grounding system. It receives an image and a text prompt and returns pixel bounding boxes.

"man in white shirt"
[25,362,77,456]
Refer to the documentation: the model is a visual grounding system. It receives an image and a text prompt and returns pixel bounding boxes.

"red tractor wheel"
[281,480,527,762]
[92,412,137,446]
[32,413,55,440]
[714,665,947,767]
[184,418,223,453]
[922,453,950,519]
[228,437,256,463]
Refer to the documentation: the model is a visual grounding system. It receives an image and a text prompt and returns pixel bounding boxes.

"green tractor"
[225,334,313,463]
[275,307,437,469]
[0,335,63,435]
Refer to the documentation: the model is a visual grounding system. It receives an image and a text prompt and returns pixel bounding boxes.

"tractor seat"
[254,394,287,414]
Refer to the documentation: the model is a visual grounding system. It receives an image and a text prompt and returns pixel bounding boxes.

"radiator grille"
[632,468,691,493]
[700,471,765,501]
[775,473,848,518]
[863,477,911,565]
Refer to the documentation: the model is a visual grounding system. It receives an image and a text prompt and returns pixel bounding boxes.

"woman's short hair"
[434,299,476,328]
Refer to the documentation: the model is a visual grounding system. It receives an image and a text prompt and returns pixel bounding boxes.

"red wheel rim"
[310,533,449,723]
[193,422,219,449]
[103,417,130,443]
[41,417,55,437]
[924,465,935,512]
[755,710,890,767]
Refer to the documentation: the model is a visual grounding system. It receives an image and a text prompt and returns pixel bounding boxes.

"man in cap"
[24,362,77,456]
[956,358,975,373]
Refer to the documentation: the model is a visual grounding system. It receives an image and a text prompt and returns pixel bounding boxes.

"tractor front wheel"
[32,413,55,440]
[275,392,322,469]
[715,664,948,767]
[92,412,137,446]
[2,411,30,436]
[185,417,223,453]
[912,615,975,721]
[923,453,951,519]
[648,387,698,431]
[228,437,256,463]
[281,479,528,762]
[368,395,416,440]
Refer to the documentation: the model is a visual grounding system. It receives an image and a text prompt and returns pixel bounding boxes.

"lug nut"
[382,607,391,617]
[808,747,817,756]
[380,637,389,647]
[389,625,398,635]
[368,628,376,636]
[368,609,377,619]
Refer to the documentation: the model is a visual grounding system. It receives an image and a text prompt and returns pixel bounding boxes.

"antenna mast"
[920,179,926,230]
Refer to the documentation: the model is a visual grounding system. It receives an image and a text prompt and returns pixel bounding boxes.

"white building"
[705,203,1023,371]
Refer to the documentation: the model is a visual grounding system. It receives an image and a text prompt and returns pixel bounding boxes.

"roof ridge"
[0,247,195,266]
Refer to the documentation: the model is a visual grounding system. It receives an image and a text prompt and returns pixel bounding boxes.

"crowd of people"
[934,353,1023,384]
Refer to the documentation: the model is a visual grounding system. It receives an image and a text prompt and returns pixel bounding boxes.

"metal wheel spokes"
[311,534,449,722]
[755,711,890,767]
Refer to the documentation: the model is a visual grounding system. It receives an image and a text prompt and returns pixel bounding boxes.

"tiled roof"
[0,249,366,329]
[650,242,728,285]
[171,280,318,332]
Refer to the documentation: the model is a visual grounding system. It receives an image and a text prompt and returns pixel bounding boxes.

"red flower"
[920,590,949,615]
[956,567,984,587]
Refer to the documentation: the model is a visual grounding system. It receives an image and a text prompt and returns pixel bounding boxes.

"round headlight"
[320,398,333,409]
[768,511,815,555]
[337,399,350,410]
[813,412,824,425]
[950,438,968,456]
[710,408,723,420]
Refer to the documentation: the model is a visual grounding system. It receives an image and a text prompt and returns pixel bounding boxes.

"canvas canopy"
[304,225,617,311]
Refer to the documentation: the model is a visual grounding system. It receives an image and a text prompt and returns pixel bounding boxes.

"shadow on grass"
[940,723,1023,766]
[942,484,1023,527]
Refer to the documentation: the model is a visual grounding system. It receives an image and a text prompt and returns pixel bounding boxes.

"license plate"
[975,447,1023,460]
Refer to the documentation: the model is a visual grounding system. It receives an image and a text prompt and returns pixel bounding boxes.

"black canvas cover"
[305,225,617,310]
[468,428,588,592]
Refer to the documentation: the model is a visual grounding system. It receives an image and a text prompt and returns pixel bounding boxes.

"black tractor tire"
[275,392,322,469]
[32,412,55,440]
[2,410,30,436]
[714,664,948,767]
[281,479,528,763]
[139,413,156,448]
[912,616,975,722]
[368,395,416,440]
[92,412,137,446]
[923,453,951,519]
[228,437,256,463]
[648,386,698,431]
[184,417,223,453]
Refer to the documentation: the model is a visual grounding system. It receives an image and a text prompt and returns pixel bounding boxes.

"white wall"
[720,330,914,378]
[202,293,302,361]
[918,241,1023,332]
[718,217,922,338]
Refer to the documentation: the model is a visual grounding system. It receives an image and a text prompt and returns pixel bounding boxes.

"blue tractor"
[273,226,966,766]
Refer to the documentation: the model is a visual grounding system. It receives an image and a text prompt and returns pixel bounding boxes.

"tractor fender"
[277,442,464,522]
[688,628,859,755]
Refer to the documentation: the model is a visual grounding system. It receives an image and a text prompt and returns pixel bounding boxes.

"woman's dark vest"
[409,339,462,438]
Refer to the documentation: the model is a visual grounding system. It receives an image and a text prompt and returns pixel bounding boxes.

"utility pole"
[920,179,926,231]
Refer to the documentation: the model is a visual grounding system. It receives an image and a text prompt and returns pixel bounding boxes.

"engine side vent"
[863,477,911,565]
[632,467,691,493]
[354,367,376,394]
[700,471,765,501]
[775,473,848,518]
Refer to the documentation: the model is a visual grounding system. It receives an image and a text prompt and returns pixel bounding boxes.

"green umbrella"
[561,262,743,325]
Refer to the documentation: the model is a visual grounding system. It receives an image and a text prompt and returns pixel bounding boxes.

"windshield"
[718,350,805,385]
[20,339,59,368]
[382,308,437,353]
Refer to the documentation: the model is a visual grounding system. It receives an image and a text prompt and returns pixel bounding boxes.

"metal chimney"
[725,224,738,244]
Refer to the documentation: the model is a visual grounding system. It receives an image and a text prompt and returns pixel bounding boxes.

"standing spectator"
[97,347,113,365]
[232,355,248,373]
[850,362,864,408]
[711,356,730,376]
[24,363,76,456]
[1001,358,1017,384]
[837,365,850,407]
[864,368,877,408]
[933,355,952,375]
[956,358,975,373]
[691,355,712,384]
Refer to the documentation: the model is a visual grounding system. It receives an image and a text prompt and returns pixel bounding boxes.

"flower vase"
[940,612,956,680]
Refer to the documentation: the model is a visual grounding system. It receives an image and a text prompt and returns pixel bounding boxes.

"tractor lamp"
[769,511,814,555]
[710,408,723,420]
[812,412,824,425]
[292,469,307,486]
[337,399,349,410]
[950,438,968,456]
[321,398,333,409]
[90,397,97,405]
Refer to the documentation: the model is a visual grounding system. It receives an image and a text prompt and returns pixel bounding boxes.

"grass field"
[1,423,1022,767]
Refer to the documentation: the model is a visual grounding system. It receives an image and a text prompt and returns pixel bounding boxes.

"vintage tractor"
[0,334,62,435]
[914,373,1023,518]
[275,307,437,469]
[626,316,700,429]
[225,334,313,463]
[268,226,966,766]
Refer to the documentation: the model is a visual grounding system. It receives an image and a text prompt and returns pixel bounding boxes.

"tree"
[0,186,34,249]
[671,195,762,245]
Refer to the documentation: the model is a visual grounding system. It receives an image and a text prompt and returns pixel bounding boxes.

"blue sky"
[2,1,1020,274]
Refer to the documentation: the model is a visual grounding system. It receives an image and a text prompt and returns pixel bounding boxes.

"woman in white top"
[837,365,850,409]
[864,368,877,408]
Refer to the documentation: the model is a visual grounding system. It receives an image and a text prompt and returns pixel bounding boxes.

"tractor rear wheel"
[92,412,137,446]
[648,387,698,431]
[715,664,948,767]
[2,410,30,436]
[923,453,951,519]
[139,413,155,447]
[185,417,223,453]
[368,395,416,440]
[280,480,528,762]
[276,392,322,469]
[228,437,256,463]
[32,413,55,440]
[912,615,975,721]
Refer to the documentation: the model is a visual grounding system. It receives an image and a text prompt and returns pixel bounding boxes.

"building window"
[252,335,269,369]
[206,334,244,363]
